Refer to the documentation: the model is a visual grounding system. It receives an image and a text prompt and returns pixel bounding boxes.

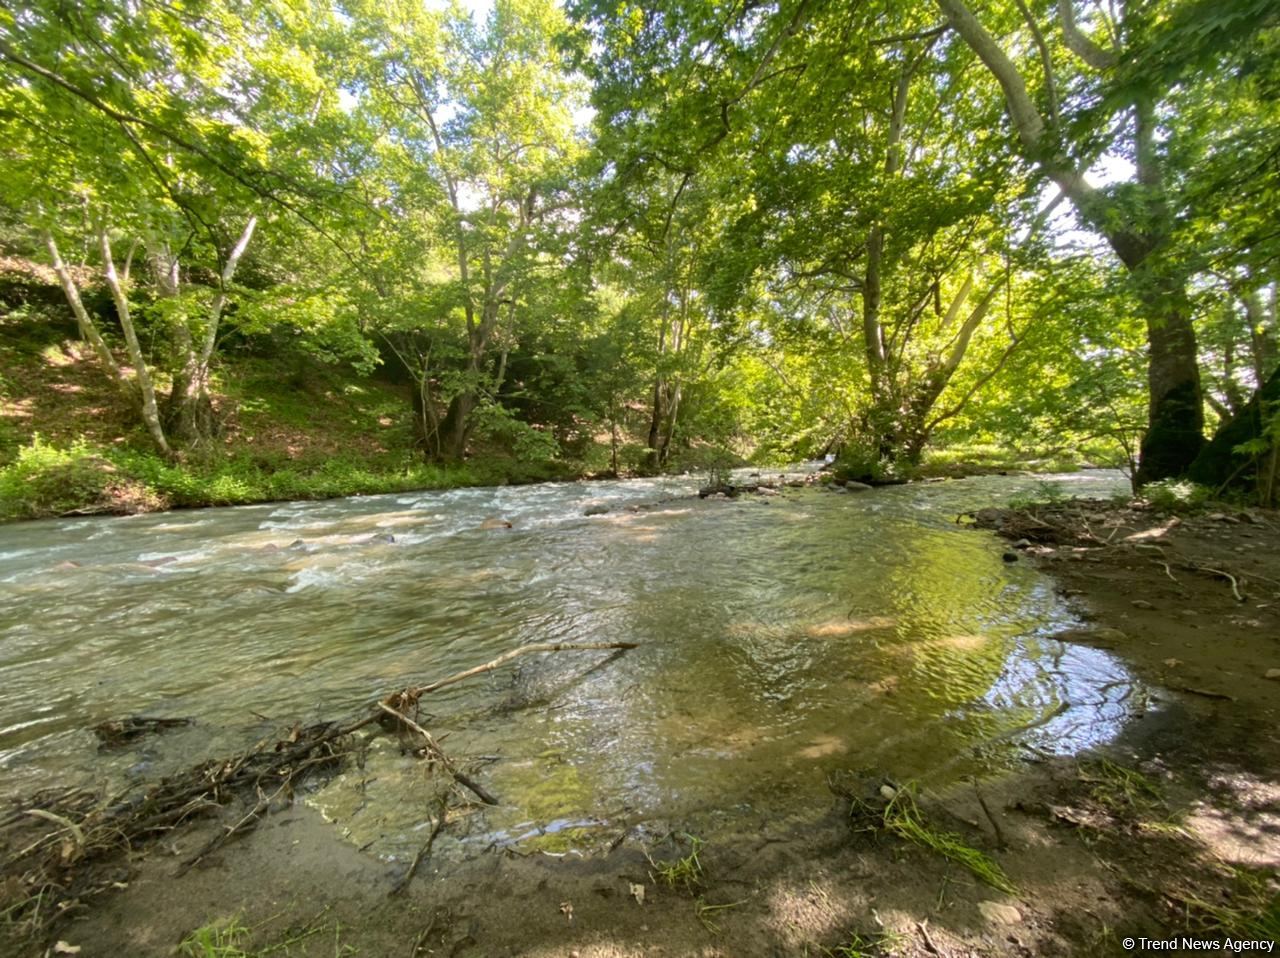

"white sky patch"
[1043,151,1137,253]
[423,0,494,18]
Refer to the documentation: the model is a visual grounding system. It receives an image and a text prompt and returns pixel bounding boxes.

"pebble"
[1002,551,1018,563]
[1131,599,1154,610]
[1266,669,1280,680]
[978,901,1022,925]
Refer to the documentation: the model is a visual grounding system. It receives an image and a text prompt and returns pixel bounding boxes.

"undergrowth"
[0,435,566,520]
[178,910,354,958]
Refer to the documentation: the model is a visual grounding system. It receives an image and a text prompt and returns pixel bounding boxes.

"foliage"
[849,785,1016,895]
[1140,479,1214,514]
[1,0,1279,504]
[0,436,117,518]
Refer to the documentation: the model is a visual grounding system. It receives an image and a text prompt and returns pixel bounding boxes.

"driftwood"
[0,640,639,939]
[387,641,639,707]
[92,715,193,748]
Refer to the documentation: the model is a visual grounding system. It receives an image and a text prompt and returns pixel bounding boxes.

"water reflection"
[0,469,1146,858]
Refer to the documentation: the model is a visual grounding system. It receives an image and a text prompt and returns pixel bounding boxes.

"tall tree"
[346,0,583,460]
[932,0,1278,483]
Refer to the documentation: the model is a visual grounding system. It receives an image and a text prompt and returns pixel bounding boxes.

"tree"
[932,0,1280,483]
[0,0,349,453]
[344,0,584,460]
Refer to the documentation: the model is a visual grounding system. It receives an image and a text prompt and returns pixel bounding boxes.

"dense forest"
[1,0,1278,515]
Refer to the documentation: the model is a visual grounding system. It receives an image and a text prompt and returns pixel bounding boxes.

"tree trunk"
[440,384,477,461]
[99,230,171,456]
[1186,363,1280,497]
[163,216,257,446]
[42,230,123,382]
[1132,267,1204,485]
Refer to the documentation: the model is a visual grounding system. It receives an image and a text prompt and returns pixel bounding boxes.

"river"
[0,468,1148,860]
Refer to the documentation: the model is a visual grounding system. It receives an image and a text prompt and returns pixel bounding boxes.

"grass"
[848,785,1017,895]
[179,910,355,958]
[694,896,745,935]
[1166,866,1280,942]
[180,919,254,958]
[647,833,706,892]
[827,929,906,957]
[0,436,512,519]
[1084,758,1164,815]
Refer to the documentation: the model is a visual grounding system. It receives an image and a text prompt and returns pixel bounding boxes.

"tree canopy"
[2,0,1277,499]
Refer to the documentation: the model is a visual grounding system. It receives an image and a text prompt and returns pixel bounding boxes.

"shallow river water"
[0,469,1149,860]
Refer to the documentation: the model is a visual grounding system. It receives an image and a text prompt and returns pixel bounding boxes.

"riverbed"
[0,469,1145,863]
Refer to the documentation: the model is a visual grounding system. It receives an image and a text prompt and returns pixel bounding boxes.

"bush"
[1141,478,1213,513]
[0,436,117,518]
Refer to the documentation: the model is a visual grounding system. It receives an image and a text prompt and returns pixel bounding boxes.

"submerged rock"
[480,517,513,530]
[583,504,610,516]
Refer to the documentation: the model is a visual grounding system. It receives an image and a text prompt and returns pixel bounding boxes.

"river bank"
[2,482,1276,956]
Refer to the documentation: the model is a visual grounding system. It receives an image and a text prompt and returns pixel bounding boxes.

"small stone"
[1131,599,1154,610]
[1265,669,1280,680]
[1002,551,1018,563]
[1093,628,1128,643]
[978,901,1022,925]
[1013,538,1032,549]
[879,784,897,801]
[480,517,513,530]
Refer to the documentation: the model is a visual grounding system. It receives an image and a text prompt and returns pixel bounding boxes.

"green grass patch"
[1171,866,1280,942]
[178,910,355,958]
[848,785,1017,895]
[827,929,906,957]
[647,833,706,893]
[1083,758,1164,815]
[0,435,553,520]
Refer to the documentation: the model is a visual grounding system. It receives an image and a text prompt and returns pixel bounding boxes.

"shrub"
[0,436,116,518]
[1141,478,1212,513]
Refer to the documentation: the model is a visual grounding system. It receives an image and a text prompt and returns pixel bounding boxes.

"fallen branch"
[390,800,448,897]
[377,704,498,806]
[399,641,639,702]
[0,639,640,938]
[1199,566,1243,602]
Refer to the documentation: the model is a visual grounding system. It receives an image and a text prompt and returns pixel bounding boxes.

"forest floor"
[5,498,1277,958]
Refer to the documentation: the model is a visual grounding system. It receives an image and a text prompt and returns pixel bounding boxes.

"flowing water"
[0,469,1149,860]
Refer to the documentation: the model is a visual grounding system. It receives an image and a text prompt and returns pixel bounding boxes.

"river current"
[0,468,1147,859]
